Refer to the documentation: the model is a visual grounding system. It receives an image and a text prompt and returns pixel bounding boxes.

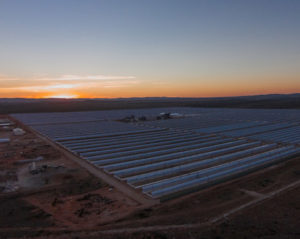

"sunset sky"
[0,0,299,98]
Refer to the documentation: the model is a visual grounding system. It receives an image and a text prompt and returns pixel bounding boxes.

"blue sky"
[0,0,299,98]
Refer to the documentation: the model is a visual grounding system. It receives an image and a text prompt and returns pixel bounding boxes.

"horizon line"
[1,92,299,100]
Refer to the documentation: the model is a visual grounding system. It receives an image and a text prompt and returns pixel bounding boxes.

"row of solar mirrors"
[57,128,300,200]
[12,107,300,126]
[140,120,300,145]
[33,119,300,146]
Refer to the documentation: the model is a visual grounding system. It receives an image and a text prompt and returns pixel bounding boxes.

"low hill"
[0,93,300,114]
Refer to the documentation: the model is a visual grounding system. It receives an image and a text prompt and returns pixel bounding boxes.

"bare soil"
[0,115,143,238]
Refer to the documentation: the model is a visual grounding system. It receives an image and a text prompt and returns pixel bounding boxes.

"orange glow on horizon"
[0,74,299,99]
[1,87,299,99]
[45,94,79,99]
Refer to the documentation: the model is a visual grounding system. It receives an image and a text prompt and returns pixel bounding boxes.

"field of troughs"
[12,107,300,200]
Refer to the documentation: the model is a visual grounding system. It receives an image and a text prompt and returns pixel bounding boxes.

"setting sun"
[47,94,78,99]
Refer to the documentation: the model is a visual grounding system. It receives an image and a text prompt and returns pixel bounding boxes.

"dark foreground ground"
[1,158,298,239]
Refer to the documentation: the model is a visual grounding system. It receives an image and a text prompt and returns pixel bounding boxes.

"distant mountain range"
[1,93,300,114]
[1,93,300,103]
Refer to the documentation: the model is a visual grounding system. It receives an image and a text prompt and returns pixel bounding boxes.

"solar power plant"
[12,107,300,200]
